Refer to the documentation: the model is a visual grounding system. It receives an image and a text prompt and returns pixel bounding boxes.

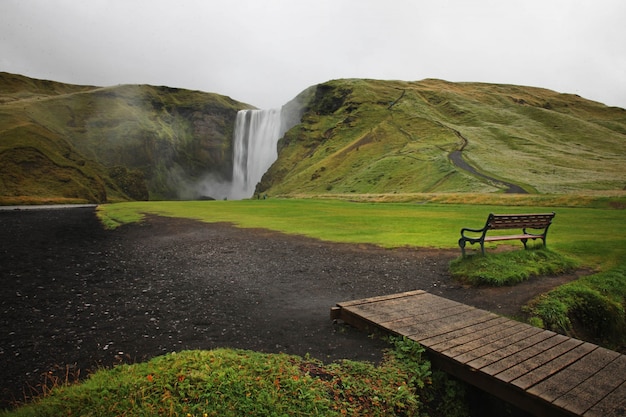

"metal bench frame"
[459,212,556,256]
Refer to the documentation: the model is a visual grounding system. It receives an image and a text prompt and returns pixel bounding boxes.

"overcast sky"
[1,0,625,109]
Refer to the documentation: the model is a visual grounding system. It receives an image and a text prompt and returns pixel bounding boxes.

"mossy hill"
[258,79,626,197]
[2,73,625,204]
[0,72,252,204]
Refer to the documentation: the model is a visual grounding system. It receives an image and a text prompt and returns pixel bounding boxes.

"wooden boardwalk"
[331,290,626,417]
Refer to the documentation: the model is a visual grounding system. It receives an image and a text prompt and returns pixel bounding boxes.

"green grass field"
[98,198,625,270]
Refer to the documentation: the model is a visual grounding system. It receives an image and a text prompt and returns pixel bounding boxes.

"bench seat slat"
[484,234,544,242]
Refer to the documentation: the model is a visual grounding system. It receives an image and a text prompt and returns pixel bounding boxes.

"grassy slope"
[0,74,120,203]
[3,74,625,203]
[0,72,251,203]
[261,79,626,196]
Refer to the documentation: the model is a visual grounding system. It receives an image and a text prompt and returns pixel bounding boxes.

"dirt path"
[0,207,578,408]
[448,128,527,194]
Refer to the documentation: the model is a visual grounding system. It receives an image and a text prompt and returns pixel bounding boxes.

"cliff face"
[0,73,252,203]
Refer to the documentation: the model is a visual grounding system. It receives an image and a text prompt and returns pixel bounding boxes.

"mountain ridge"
[1,73,625,204]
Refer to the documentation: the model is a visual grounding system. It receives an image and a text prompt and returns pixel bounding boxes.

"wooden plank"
[336,290,426,308]
[383,303,475,332]
[389,305,482,341]
[347,290,443,315]
[418,314,507,347]
[441,321,529,358]
[347,293,451,324]
[467,330,556,371]
[511,342,597,390]
[343,296,432,323]
[527,346,620,403]
[452,326,544,365]
[407,309,501,343]
[492,334,577,383]
[381,295,463,320]
[485,234,544,242]
[553,354,626,416]
[342,292,430,316]
[333,291,438,331]
[584,380,626,417]
[433,317,522,356]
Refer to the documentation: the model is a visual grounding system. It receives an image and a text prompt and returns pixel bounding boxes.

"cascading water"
[192,89,309,200]
[230,108,289,199]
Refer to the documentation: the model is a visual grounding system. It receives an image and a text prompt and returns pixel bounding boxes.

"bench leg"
[521,238,528,249]
[480,242,485,256]
[459,239,466,257]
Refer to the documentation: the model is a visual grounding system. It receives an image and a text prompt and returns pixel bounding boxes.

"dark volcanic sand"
[0,207,579,409]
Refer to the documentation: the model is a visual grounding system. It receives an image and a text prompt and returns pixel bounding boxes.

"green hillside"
[0,72,252,204]
[2,74,625,204]
[259,79,626,197]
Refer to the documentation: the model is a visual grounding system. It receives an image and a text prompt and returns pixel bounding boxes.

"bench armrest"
[522,227,547,236]
[460,226,487,236]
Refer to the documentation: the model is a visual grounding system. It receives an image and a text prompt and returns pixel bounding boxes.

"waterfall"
[229,89,311,200]
[230,108,287,199]
[191,91,308,201]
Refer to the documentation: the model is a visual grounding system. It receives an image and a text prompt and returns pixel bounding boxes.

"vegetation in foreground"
[1,339,469,417]
[449,247,626,349]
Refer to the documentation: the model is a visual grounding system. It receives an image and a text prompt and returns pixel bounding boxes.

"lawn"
[98,198,626,270]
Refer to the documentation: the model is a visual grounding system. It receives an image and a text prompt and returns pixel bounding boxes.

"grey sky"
[1,0,625,109]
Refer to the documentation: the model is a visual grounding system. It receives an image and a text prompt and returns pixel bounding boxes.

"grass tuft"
[449,247,579,286]
[96,205,145,229]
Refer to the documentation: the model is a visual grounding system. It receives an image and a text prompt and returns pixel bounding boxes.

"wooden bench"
[459,212,555,256]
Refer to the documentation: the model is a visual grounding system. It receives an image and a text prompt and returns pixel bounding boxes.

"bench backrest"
[487,213,555,230]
